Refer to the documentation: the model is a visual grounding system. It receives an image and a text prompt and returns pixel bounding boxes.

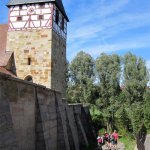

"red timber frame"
[8,3,54,31]
[8,3,67,39]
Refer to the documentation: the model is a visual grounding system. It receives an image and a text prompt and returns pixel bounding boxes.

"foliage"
[69,51,95,84]
[115,104,132,134]
[143,89,150,129]
[119,134,136,150]
[95,53,121,131]
[90,105,105,131]
[123,52,148,133]
[123,52,148,104]
[67,51,97,103]
[66,51,150,141]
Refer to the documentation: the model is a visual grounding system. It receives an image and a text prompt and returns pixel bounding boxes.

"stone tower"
[6,0,69,95]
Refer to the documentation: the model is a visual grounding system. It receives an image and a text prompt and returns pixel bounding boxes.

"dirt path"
[102,142,125,150]
[145,134,150,150]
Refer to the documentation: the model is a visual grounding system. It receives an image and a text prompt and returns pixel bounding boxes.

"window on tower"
[17,16,22,21]
[19,5,22,10]
[38,15,44,20]
[28,58,31,65]
[39,3,45,8]
[61,17,64,31]
[55,9,59,25]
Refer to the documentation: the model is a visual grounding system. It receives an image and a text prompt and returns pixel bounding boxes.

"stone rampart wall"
[0,72,95,150]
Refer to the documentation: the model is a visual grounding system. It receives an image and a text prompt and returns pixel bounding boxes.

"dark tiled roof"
[7,0,69,21]
[0,24,8,54]
[0,67,16,77]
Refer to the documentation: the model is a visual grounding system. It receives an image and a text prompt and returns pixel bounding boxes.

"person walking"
[104,131,109,148]
[112,130,119,150]
[97,132,103,150]
[109,132,115,150]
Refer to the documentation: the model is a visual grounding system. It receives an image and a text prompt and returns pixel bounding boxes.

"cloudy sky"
[0,0,150,70]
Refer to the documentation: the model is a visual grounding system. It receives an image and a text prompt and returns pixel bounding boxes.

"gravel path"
[145,134,150,150]
[102,142,125,150]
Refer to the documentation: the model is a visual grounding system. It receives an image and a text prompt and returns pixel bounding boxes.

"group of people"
[97,130,119,150]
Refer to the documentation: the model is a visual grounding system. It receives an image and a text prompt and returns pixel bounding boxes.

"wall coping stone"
[0,72,61,94]
[68,103,83,106]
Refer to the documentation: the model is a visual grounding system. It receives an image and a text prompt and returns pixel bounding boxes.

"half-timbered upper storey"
[7,0,69,39]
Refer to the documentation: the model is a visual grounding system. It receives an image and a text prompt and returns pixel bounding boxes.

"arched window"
[24,75,33,82]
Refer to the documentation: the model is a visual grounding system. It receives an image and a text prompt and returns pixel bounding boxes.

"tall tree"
[67,51,96,103]
[123,52,148,104]
[123,52,149,133]
[95,53,121,131]
[143,88,150,130]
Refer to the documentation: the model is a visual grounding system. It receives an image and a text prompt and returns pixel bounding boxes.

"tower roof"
[7,0,69,21]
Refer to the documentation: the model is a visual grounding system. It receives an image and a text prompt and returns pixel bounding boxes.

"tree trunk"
[107,117,112,132]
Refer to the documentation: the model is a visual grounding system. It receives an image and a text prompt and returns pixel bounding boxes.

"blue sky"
[63,0,150,70]
[0,0,150,70]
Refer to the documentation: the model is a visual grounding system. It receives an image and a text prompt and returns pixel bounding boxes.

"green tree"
[95,53,121,131]
[123,52,148,104]
[67,51,96,103]
[116,105,132,134]
[123,52,149,133]
[143,88,150,130]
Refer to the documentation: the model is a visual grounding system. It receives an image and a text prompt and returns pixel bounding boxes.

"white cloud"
[146,60,150,85]
[68,12,150,44]
[67,34,150,60]
[146,60,150,70]
[66,0,150,61]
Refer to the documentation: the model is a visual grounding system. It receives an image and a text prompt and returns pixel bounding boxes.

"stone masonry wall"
[7,29,52,88]
[51,30,67,96]
[0,72,95,150]
[0,74,19,150]
[8,80,36,150]
[6,29,67,96]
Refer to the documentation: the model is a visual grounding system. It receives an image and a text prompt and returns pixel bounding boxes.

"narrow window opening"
[55,9,59,24]
[17,16,22,21]
[39,3,45,8]
[19,5,22,10]
[61,17,64,31]
[28,58,31,65]
[38,15,44,20]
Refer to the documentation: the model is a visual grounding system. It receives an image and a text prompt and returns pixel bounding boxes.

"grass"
[119,135,136,150]
[147,129,150,134]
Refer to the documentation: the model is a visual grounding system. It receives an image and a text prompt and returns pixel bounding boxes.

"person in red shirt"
[112,130,119,149]
[97,132,103,150]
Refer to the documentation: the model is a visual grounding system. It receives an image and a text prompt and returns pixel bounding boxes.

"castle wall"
[71,104,89,147]
[7,29,52,88]
[7,29,66,96]
[81,106,96,140]
[0,74,19,150]
[8,80,36,150]
[0,72,95,150]
[65,103,80,150]
[51,30,66,96]
[36,87,58,150]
